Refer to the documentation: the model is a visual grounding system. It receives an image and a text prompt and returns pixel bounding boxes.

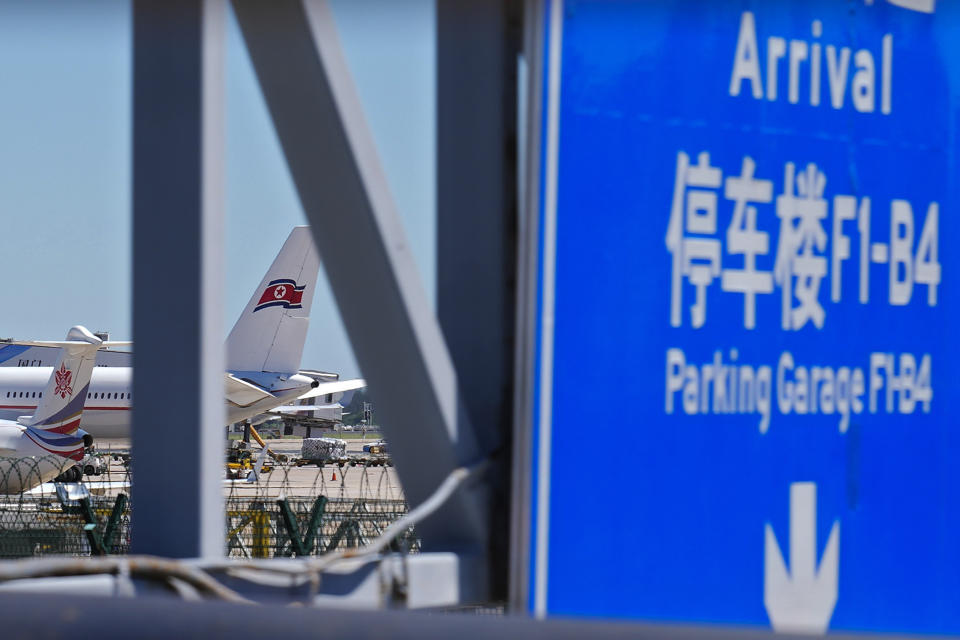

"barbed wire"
[0,453,415,560]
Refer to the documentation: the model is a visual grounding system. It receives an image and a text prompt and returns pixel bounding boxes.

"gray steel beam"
[436,0,521,602]
[510,0,548,612]
[0,589,933,640]
[131,0,226,558]
[231,0,487,556]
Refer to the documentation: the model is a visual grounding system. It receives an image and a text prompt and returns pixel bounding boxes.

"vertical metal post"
[131,0,226,558]
[510,0,548,611]
[437,0,521,602]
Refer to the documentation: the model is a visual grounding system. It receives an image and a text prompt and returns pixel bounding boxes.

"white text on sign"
[665,152,940,330]
[664,348,932,433]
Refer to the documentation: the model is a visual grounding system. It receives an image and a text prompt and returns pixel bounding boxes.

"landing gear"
[54,465,83,483]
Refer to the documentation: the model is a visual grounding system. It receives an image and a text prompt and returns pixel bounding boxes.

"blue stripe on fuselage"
[0,345,30,364]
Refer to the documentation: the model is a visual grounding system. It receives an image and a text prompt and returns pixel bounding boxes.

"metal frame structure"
[127,0,500,605]
[127,0,497,605]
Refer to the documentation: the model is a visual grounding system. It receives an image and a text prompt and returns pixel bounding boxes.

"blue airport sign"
[526,0,958,633]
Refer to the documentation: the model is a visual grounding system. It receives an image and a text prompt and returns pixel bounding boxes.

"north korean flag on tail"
[253,278,305,313]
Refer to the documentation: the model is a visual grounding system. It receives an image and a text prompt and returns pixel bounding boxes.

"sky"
[0,0,436,380]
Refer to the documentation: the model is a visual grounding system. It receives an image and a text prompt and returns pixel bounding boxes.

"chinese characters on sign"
[666,151,940,331]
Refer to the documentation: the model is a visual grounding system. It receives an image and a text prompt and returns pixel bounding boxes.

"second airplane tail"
[25,326,102,435]
[225,226,320,374]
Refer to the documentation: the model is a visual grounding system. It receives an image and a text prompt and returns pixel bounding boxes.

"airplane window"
[113,393,118,399]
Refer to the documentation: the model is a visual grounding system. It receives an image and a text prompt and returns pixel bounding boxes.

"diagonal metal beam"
[231,0,488,556]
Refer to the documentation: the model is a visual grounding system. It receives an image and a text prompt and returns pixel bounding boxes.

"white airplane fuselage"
[0,422,77,492]
[0,367,314,439]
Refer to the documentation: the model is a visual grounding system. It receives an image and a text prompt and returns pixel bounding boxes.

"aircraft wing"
[270,403,343,413]
[225,373,275,407]
[297,378,366,400]
[0,338,132,349]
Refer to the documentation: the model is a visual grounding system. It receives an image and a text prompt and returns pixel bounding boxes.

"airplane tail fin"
[226,226,320,373]
[26,326,102,434]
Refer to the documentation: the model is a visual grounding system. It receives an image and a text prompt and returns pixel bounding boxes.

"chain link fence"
[0,453,415,559]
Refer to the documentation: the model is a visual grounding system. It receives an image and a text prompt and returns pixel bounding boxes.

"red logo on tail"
[54,363,73,399]
[254,278,305,312]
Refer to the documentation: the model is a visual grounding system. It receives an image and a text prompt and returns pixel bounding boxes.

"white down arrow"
[764,482,840,635]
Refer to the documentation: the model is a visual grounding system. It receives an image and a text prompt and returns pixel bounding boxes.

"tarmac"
[92,434,404,501]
